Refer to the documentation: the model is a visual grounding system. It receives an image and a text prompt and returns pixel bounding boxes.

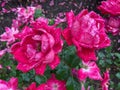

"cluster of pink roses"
[0,0,114,89]
[98,0,120,35]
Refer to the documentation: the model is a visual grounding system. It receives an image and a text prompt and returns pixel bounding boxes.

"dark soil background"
[0,0,102,34]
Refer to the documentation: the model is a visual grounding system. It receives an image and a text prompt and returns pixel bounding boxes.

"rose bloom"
[105,16,120,35]
[26,74,66,90]
[11,19,63,75]
[62,9,110,62]
[78,61,102,81]
[0,77,18,90]
[101,70,110,90]
[0,27,19,45]
[98,0,120,16]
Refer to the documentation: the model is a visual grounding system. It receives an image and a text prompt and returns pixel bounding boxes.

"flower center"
[82,65,88,69]
[52,83,59,90]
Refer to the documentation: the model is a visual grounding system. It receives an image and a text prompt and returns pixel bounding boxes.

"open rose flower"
[98,0,120,16]
[105,16,120,35]
[43,74,66,90]
[101,70,110,90]
[11,20,63,75]
[0,77,18,90]
[26,74,66,90]
[62,9,110,62]
[78,61,102,81]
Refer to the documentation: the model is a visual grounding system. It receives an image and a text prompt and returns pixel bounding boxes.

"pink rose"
[26,82,45,90]
[101,70,110,90]
[78,61,102,81]
[62,9,111,62]
[26,74,66,90]
[11,20,63,75]
[105,16,120,35]
[17,6,36,23]
[0,49,7,58]
[98,0,120,16]
[14,26,33,39]
[0,77,18,90]
[0,27,19,45]
[43,74,66,90]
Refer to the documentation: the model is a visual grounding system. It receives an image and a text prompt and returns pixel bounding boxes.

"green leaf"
[44,66,51,79]
[110,81,114,89]
[66,77,80,90]
[105,46,112,53]
[90,86,94,90]
[106,59,112,65]
[66,77,74,90]
[35,75,46,84]
[56,61,70,80]
[114,53,120,59]
[60,46,80,68]
[34,9,43,19]
[116,72,120,79]
[21,73,30,82]
[117,82,120,89]
[98,60,105,67]
[49,19,54,25]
